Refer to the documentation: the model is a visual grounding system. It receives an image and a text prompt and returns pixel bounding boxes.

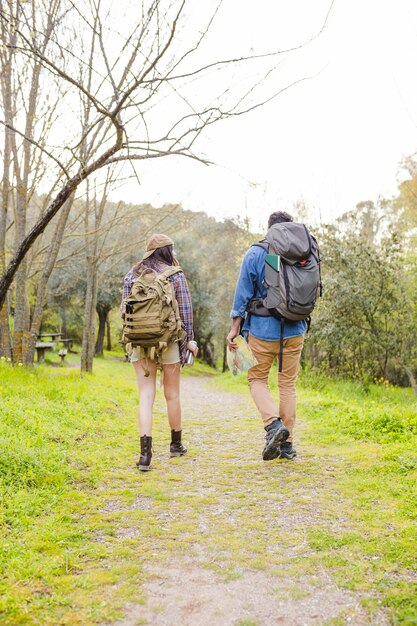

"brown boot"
[137,435,152,471]
[170,430,187,457]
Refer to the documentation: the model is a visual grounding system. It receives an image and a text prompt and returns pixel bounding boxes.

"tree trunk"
[0,296,12,359]
[80,170,111,372]
[404,365,417,398]
[12,173,32,363]
[25,197,73,365]
[95,305,110,357]
[60,308,68,339]
[0,51,12,358]
[12,243,29,364]
[81,257,98,372]
[81,177,98,372]
[106,314,112,351]
[10,31,44,364]
[202,334,216,368]
[222,341,227,373]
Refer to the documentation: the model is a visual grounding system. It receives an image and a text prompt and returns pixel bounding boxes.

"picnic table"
[35,342,55,363]
[38,332,63,342]
[35,333,74,362]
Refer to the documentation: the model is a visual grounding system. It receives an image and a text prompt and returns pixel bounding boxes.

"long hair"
[132,244,176,277]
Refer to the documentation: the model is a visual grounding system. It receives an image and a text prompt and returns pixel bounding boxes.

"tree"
[0,0,335,319]
[95,283,120,357]
[0,0,65,361]
[394,157,417,230]
[308,204,417,387]
[24,196,73,364]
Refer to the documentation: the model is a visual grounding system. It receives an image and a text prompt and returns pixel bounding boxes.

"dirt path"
[107,376,389,626]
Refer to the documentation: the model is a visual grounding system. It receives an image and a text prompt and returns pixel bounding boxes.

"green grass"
[0,355,417,624]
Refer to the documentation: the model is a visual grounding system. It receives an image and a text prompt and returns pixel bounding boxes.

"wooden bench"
[35,342,55,363]
[58,348,68,364]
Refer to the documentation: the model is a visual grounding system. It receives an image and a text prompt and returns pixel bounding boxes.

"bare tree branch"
[0,120,69,178]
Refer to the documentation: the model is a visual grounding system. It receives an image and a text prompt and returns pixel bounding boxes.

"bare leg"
[133,359,157,436]
[162,362,182,431]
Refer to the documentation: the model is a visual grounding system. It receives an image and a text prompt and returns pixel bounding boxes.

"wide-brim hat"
[142,233,174,260]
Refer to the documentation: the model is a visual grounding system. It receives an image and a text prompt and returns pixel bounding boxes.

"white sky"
[109,0,417,230]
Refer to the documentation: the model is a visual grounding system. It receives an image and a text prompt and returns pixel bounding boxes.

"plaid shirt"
[120,261,194,362]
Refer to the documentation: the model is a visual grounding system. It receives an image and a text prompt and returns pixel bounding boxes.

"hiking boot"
[137,435,152,471]
[279,441,297,460]
[170,429,187,457]
[262,418,289,461]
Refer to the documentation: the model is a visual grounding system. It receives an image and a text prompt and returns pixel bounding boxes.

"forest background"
[0,0,417,389]
[1,183,417,392]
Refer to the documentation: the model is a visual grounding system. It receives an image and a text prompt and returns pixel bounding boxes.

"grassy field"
[0,353,416,625]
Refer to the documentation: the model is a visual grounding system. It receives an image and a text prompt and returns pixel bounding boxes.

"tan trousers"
[247,333,304,441]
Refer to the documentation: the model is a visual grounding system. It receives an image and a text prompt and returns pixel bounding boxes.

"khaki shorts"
[129,342,180,365]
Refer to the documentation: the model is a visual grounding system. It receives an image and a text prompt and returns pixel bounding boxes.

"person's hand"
[187,341,199,357]
[226,330,238,351]
[227,317,243,351]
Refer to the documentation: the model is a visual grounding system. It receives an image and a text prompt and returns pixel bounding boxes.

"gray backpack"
[247,222,322,368]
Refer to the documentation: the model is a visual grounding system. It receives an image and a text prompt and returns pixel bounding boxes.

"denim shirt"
[230,244,306,341]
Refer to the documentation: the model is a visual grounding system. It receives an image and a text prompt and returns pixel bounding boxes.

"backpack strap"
[247,299,274,317]
[278,317,285,373]
[252,241,269,252]
[251,242,269,293]
[158,266,185,342]
[251,241,285,371]
[159,266,183,279]
[311,236,323,297]
[247,242,270,323]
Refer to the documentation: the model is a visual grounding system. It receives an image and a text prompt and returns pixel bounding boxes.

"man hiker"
[227,211,308,461]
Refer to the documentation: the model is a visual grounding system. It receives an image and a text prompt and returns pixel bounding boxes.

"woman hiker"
[120,234,198,471]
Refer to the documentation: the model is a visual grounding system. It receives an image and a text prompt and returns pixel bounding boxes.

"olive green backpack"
[122,266,185,358]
